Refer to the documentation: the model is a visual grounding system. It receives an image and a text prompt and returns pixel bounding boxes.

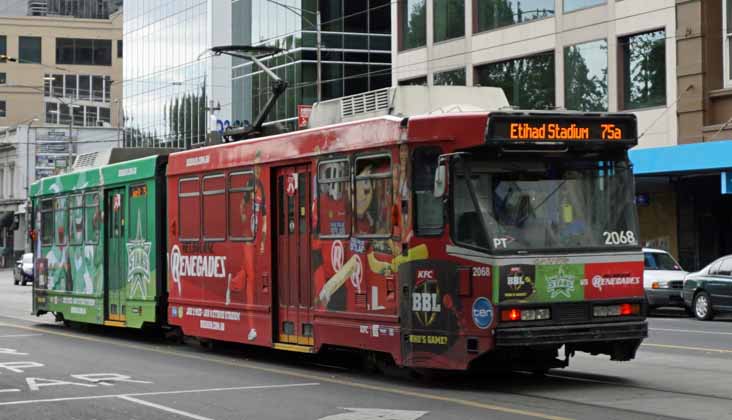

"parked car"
[683,255,732,320]
[14,253,33,286]
[643,248,687,310]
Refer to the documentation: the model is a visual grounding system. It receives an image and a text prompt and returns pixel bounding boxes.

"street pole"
[316,10,322,103]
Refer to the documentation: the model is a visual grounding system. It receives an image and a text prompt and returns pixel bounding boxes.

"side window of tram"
[54,196,68,245]
[69,194,84,245]
[413,147,444,235]
[228,171,255,241]
[84,192,100,244]
[179,178,201,241]
[203,175,226,240]
[453,173,489,248]
[318,159,350,237]
[40,199,54,246]
[354,155,392,236]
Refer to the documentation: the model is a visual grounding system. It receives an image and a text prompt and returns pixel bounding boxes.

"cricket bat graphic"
[316,255,358,306]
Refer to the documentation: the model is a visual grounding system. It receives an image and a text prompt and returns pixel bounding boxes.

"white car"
[15,253,33,286]
[643,248,687,310]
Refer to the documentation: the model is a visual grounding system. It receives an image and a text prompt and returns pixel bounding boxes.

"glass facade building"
[123,0,211,148]
[123,0,391,148]
[231,0,392,132]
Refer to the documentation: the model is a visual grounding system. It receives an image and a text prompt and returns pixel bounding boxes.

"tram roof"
[30,154,162,198]
[166,113,494,176]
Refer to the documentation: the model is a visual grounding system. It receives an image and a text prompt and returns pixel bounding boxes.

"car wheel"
[693,291,714,321]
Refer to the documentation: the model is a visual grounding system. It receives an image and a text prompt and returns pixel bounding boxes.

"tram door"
[275,165,313,346]
[105,188,128,323]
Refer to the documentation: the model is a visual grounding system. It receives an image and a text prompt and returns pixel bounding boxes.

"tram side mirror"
[434,163,447,198]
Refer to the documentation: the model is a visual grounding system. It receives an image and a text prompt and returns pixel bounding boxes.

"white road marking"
[319,408,428,420]
[0,334,43,339]
[0,382,320,406]
[0,389,20,393]
[118,395,214,420]
[650,328,732,336]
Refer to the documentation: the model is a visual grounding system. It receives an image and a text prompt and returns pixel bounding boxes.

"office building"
[391,0,675,148]
[122,0,391,148]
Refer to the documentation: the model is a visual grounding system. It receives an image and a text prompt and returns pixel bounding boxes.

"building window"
[434,68,466,86]
[434,0,464,43]
[0,73,5,84]
[620,29,666,110]
[0,100,6,118]
[117,40,122,58]
[564,39,608,112]
[475,0,554,33]
[564,0,605,13]
[474,51,555,109]
[398,76,428,86]
[318,159,351,238]
[0,35,6,57]
[45,102,58,123]
[400,0,426,50]
[56,38,112,66]
[19,36,42,64]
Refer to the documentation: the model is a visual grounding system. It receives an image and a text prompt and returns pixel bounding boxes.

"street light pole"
[316,10,321,102]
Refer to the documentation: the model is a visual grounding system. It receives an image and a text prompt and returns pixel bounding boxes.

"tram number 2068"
[412,293,441,313]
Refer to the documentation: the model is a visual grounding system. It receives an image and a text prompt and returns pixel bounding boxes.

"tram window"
[318,159,350,238]
[453,172,489,249]
[179,177,201,241]
[84,192,100,244]
[40,199,54,246]
[203,174,226,241]
[413,147,444,236]
[54,196,68,245]
[354,154,392,237]
[69,194,84,245]
[228,171,255,241]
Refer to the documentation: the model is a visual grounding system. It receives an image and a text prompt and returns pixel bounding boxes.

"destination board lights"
[486,113,638,145]
[510,122,623,141]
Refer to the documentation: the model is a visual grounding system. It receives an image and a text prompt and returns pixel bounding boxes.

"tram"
[31,88,647,372]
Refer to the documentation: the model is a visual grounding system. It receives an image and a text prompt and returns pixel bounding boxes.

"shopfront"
[631,141,732,271]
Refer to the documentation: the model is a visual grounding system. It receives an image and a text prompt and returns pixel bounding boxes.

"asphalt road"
[2,270,732,420]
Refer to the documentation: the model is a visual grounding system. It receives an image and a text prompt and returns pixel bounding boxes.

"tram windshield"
[452,154,639,252]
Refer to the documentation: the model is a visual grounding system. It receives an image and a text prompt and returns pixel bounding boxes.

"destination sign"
[486,113,637,144]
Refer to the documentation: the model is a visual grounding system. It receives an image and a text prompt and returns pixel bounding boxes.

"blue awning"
[630,140,732,175]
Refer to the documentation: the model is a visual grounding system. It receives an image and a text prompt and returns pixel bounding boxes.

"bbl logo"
[472,297,493,329]
[412,269,441,327]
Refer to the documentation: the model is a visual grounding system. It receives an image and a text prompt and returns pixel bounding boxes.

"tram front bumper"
[494,320,648,347]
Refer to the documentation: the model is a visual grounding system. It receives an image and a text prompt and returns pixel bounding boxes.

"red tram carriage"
[165,109,646,371]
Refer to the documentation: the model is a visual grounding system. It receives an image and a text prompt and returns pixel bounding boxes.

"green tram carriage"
[30,155,168,329]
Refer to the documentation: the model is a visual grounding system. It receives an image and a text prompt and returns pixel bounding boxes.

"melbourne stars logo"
[127,209,151,299]
[546,266,576,299]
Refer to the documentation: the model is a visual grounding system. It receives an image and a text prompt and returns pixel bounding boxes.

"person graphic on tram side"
[227,156,267,306]
[355,163,391,236]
